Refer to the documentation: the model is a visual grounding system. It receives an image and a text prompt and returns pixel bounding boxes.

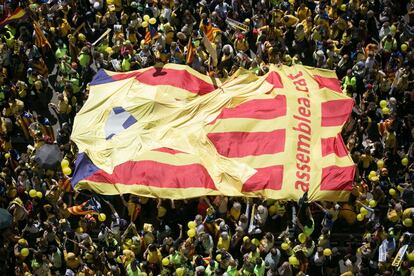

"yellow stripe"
[318,154,354,170]
[76,181,221,199]
[129,150,202,166]
[206,117,288,134]
[8,10,26,21]
[232,153,287,169]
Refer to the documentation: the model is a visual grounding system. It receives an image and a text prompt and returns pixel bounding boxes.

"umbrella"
[35,144,63,169]
[0,208,12,229]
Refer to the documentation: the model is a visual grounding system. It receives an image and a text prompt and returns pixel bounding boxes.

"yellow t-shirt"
[296,7,311,22]
[147,249,162,264]
[217,237,230,251]
[60,19,71,37]
[283,15,299,27]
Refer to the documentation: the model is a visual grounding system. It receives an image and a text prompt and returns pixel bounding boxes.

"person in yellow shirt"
[302,17,314,40]
[217,231,230,251]
[49,94,70,127]
[3,97,24,118]
[314,15,329,38]
[258,24,284,43]
[282,15,299,28]
[57,18,71,38]
[296,3,311,22]
[270,8,285,26]
[144,244,162,274]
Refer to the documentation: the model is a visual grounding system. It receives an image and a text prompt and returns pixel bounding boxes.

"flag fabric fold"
[71,64,355,202]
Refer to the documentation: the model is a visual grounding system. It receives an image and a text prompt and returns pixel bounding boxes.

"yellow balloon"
[371,176,379,182]
[63,167,72,176]
[407,252,414,261]
[357,213,365,221]
[323,248,332,256]
[360,207,368,216]
[98,213,106,222]
[21,248,29,257]
[382,107,390,115]
[298,233,307,244]
[281,242,290,250]
[402,158,409,166]
[36,191,42,198]
[187,221,196,229]
[29,189,37,198]
[401,44,408,52]
[389,188,397,196]
[141,21,148,28]
[162,257,170,266]
[143,15,150,22]
[369,171,377,177]
[61,159,69,168]
[404,218,413,227]
[149,18,156,25]
[4,153,10,159]
[369,200,377,208]
[377,160,384,169]
[397,185,405,192]
[379,100,387,108]
[187,229,196,238]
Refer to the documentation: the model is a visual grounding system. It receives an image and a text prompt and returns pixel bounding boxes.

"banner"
[71,64,355,201]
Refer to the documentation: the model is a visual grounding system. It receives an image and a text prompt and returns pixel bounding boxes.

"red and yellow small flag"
[0,7,26,28]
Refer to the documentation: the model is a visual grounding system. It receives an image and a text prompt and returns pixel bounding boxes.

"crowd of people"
[0,0,414,275]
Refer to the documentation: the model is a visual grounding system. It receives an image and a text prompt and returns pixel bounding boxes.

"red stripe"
[321,134,349,157]
[210,95,286,124]
[321,99,354,127]
[266,71,284,89]
[207,129,286,158]
[85,160,217,190]
[152,147,186,154]
[111,68,217,95]
[313,75,342,93]
[320,165,355,191]
[242,165,284,192]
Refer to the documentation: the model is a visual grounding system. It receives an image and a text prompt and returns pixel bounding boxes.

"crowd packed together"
[0,0,414,275]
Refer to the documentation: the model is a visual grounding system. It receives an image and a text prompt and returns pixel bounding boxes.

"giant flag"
[71,64,355,201]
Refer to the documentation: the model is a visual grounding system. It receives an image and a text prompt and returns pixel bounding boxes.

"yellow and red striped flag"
[201,19,221,42]
[33,21,51,49]
[0,7,26,27]
[68,198,101,216]
[71,64,355,202]
[185,37,195,65]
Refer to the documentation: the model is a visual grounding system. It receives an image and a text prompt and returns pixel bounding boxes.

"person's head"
[130,259,139,271]
[148,244,156,252]
[265,232,273,240]
[221,232,229,240]
[195,214,203,224]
